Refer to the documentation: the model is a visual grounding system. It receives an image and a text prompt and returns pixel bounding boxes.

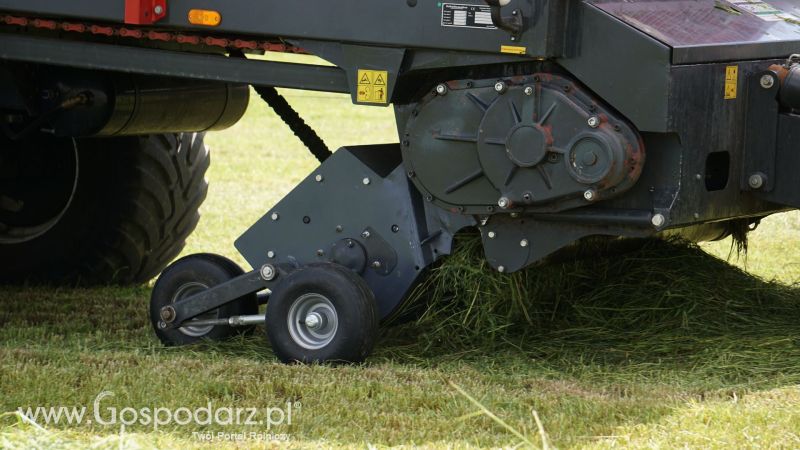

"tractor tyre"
[0,132,209,285]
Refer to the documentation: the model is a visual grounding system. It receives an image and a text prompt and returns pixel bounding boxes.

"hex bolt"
[497,197,510,209]
[651,213,666,228]
[510,212,519,218]
[587,116,600,128]
[160,306,176,323]
[260,264,277,281]
[760,74,775,89]
[748,173,765,189]
[524,86,533,96]
[494,81,507,94]
[497,265,506,273]
[391,224,400,233]
[335,225,343,233]
[315,174,324,182]
[520,239,529,248]
[695,173,703,181]
[694,213,701,219]
[523,192,533,202]
[488,231,496,239]
[435,83,448,95]
[361,230,371,239]
[267,250,276,259]
[362,177,371,185]
[154,5,164,15]
[270,212,280,221]
[583,189,597,202]
[372,261,382,269]
[316,249,324,257]
[158,321,167,329]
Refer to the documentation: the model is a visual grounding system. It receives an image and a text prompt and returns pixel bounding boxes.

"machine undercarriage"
[2,0,800,362]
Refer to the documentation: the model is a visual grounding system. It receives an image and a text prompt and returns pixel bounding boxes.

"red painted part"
[232,39,258,50]
[89,25,115,36]
[175,34,201,45]
[4,16,28,26]
[147,30,171,41]
[124,0,167,25]
[204,36,229,48]
[118,28,143,38]
[31,19,56,30]
[61,23,86,33]
[0,14,309,55]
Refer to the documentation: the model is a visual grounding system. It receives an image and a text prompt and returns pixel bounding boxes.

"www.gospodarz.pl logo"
[17,391,299,433]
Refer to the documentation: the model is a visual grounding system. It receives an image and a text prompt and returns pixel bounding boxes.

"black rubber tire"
[0,132,209,284]
[266,263,379,364]
[150,253,259,346]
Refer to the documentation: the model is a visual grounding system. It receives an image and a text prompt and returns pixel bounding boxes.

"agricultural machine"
[1,0,800,362]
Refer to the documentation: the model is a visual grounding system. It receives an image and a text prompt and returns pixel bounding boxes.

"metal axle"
[183,314,265,327]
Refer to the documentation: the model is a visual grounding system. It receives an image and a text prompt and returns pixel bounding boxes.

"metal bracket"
[484,0,524,40]
[124,0,167,25]
[160,264,286,328]
[741,70,780,192]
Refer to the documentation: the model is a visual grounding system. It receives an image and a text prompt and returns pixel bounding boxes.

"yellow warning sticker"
[724,65,738,100]
[356,69,389,104]
[500,45,527,55]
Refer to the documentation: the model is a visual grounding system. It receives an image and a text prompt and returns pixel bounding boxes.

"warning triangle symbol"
[359,73,371,85]
[374,74,386,86]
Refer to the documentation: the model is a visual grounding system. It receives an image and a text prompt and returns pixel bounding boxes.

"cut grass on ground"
[1,88,799,449]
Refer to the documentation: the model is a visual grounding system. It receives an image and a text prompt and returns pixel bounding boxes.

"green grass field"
[1,86,800,449]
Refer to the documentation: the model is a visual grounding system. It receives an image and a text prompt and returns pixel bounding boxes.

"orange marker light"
[188,9,221,27]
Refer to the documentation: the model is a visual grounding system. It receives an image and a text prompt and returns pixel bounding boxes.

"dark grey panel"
[558,2,672,132]
[0,34,349,93]
[592,0,800,64]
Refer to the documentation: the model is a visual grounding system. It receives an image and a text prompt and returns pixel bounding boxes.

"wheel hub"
[287,293,338,350]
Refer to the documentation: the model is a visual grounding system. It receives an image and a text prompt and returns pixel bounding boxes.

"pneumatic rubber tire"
[266,263,379,364]
[150,253,259,346]
[0,132,209,285]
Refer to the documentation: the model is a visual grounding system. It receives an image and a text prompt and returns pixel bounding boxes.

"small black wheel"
[150,253,258,346]
[266,263,378,364]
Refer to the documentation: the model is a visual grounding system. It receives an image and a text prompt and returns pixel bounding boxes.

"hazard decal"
[356,69,389,104]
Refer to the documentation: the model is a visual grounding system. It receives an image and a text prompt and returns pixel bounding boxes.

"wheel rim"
[0,136,79,244]
[287,293,338,350]
[172,281,217,337]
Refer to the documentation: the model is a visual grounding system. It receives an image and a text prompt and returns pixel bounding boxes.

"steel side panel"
[0,0,554,56]
[558,2,672,132]
[592,0,800,64]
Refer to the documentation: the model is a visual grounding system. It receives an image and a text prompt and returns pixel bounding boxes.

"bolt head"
[498,197,510,209]
[583,190,597,201]
[693,213,700,219]
[760,74,775,89]
[160,306,176,322]
[154,5,164,14]
[271,212,279,221]
[362,177,371,185]
[695,173,703,181]
[435,84,448,95]
[316,249,324,257]
[588,116,600,128]
[651,213,666,228]
[520,239,529,248]
[494,81,507,93]
[748,173,765,189]
[361,230,371,239]
[372,260,382,269]
[488,231,496,239]
[260,264,276,281]
[524,86,533,96]
[267,250,275,259]
[497,265,505,273]
[315,174,324,182]
[346,239,355,248]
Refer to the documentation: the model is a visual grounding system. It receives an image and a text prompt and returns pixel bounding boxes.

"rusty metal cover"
[591,0,800,63]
